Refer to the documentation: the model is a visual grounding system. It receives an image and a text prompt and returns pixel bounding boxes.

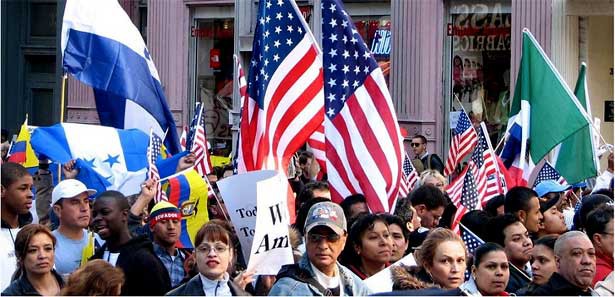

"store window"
[448,1,511,146]
[193,18,234,156]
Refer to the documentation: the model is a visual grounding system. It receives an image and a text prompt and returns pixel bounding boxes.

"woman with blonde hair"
[418,170,447,193]
[61,259,125,296]
[391,228,467,291]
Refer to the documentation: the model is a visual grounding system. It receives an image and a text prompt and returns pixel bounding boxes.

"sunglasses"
[307,233,341,243]
[410,142,423,147]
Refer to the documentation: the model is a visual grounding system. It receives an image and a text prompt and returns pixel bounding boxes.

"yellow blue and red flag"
[8,118,39,168]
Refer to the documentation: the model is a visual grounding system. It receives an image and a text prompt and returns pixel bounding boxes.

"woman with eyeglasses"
[166,221,250,296]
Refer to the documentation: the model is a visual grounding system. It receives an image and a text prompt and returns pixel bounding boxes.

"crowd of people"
[0,133,613,296]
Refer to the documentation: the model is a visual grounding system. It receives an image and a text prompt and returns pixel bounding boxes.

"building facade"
[3,0,613,169]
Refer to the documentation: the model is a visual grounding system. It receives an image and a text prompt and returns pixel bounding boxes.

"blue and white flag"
[61,0,180,154]
[31,123,149,196]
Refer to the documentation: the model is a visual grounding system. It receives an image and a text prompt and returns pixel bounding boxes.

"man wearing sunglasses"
[270,202,370,296]
[410,134,444,174]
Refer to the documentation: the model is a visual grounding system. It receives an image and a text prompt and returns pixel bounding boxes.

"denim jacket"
[269,254,371,296]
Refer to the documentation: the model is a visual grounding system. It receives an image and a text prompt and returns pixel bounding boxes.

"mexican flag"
[501,30,592,186]
[554,63,599,184]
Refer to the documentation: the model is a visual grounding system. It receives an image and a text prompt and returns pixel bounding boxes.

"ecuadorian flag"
[8,119,38,168]
[164,169,209,248]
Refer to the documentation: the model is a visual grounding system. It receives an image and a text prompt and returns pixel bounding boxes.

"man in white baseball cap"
[51,179,96,275]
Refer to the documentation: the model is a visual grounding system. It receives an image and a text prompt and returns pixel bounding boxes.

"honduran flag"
[164,169,210,248]
[8,118,39,168]
[61,0,180,154]
[31,123,149,196]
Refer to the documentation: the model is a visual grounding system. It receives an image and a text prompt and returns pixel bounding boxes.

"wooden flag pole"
[58,74,67,183]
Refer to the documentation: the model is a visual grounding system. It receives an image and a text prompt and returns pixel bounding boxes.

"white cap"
[51,179,97,205]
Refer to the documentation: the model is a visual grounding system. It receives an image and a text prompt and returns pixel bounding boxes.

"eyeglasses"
[196,244,229,254]
[307,233,341,243]
[410,142,423,147]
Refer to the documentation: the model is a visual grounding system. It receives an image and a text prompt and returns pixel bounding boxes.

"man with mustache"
[528,231,597,295]
[51,178,96,276]
[270,201,370,296]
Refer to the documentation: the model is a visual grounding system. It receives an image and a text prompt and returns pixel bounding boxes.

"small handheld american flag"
[147,129,167,202]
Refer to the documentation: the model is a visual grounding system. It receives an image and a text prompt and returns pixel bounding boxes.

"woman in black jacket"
[2,224,64,296]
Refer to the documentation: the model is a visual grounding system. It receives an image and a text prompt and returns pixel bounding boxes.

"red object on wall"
[210,48,221,69]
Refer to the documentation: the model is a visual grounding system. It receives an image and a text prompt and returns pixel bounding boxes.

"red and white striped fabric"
[399,152,419,198]
[322,0,403,213]
[446,163,481,233]
[240,0,324,173]
[147,130,167,202]
[179,125,188,152]
[444,110,478,176]
[192,104,213,176]
[234,54,251,174]
[471,122,504,201]
[307,125,326,172]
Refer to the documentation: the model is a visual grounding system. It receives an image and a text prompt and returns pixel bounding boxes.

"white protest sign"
[217,170,273,264]
[247,170,294,274]
[363,253,417,293]
[449,111,461,129]
[217,170,293,275]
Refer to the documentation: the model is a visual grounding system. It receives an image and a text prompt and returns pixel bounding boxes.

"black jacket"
[506,264,531,293]
[91,234,171,296]
[1,270,63,296]
[165,274,250,296]
[421,154,444,175]
[527,273,594,296]
[0,212,33,229]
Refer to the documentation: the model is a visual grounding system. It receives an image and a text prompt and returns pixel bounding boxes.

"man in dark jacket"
[90,190,171,295]
[529,231,596,296]
[410,135,444,174]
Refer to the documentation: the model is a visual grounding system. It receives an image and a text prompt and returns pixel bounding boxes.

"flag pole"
[58,74,68,183]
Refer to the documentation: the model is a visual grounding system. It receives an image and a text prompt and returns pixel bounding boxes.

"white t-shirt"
[310,262,343,296]
[0,227,21,291]
[102,250,120,267]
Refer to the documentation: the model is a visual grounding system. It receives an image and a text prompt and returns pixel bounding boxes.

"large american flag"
[235,54,251,174]
[241,0,324,172]
[444,110,478,176]
[147,130,167,202]
[399,152,419,198]
[322,0,403,213]
[471,122,504,201]
[188,102,213,177]
[307,125,326,172]
[532,161,568,187]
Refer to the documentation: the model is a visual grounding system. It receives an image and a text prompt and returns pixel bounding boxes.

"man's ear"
[52,204,62,218]
[555,254,561,270]
[1,185,5,199]
[593,233,603,247]
[415,204,426,215]
[517,210,527,223]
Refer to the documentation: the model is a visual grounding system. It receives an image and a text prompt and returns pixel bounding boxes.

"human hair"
[585,204,614,240]
[13,224,56,280]
[460,210,490,240]
[295,181,330,213]
[294,197,330,236]
[415,227,466,268]
[61,259,125,296]
[348,213,388,249]
[484,195,505,217]
[504,186,538,214]
[298,151,314,166]
[97,190,130,211]
[1,162,31,188]
[393,198,414,224]
[575,194,613,230]
[486,214,521,247]
[411,134,427,144]
[194,221,232,248]
[473,242,505,267]
[410,185,448,211]
[419,170,447,187]
[534,234,558,251]
[381,213,409,241]
[554,231,589,257]
[340,193,367,219]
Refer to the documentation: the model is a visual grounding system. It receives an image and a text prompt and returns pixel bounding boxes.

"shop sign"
[450,3,511,52]
[370,29,391,57]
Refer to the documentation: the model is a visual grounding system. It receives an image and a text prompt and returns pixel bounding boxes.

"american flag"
[235,54,252,174]
[532,161,567,187]
[241,0,324,172]
[147,130,167,202]
[307,125,326,173]
[470,122,504,201]
[323,0,403,212]
[399,152,419,198]
[459,223,485,280]
[188,102,213,177]
[444,110,478,176]
[447,163,481,232]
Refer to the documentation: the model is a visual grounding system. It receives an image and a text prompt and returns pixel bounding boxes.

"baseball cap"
[534,180,571,197]
[539,196,560,213]
[304,201,347,236]
[51,179,97,205]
